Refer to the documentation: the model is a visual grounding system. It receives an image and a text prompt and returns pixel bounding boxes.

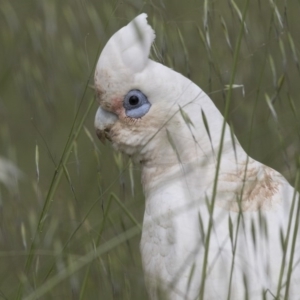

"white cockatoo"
[94,14,300,300]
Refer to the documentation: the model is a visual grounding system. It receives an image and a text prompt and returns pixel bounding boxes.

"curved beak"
[94,107,118,143]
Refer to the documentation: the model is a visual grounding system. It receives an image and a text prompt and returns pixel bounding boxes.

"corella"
[94,14,300,300]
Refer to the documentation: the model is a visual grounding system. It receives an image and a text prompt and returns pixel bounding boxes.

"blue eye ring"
[123,89,151,118]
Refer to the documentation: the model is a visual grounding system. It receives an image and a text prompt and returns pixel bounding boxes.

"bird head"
[94,14,225,166]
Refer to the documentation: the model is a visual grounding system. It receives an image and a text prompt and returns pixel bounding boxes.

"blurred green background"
[0,0,299,299]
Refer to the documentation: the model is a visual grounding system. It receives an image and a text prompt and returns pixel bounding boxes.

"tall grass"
[0,0,299,299]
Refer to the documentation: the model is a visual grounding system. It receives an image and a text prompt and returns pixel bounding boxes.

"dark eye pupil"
[129,95,139,106]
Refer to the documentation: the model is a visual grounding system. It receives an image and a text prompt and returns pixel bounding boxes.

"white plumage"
[94,14,300,299]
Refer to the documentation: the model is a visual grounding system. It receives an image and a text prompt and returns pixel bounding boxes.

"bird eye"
[123,90,151,118]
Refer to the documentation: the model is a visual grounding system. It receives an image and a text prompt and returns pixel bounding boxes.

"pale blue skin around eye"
[124,90,151,118]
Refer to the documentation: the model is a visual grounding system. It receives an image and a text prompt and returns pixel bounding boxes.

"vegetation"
[0,0,299,299]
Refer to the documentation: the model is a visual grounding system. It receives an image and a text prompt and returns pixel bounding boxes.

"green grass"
[0,0,300,299]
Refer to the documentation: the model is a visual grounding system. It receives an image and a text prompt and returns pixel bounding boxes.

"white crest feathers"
[96,14,155,73]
